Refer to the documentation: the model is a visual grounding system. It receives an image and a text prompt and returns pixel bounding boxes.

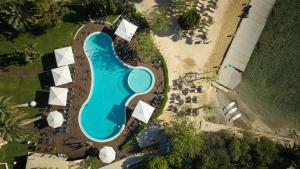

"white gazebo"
[51,65,72,86]
[48,87,68,106]
[54,46,75,67]
[99,146,116,163]
[132,100,155,124]
[47,111,64,128]
[114,19,138,42]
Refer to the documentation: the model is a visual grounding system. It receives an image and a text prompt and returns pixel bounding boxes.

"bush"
[148,7,172,34]
[178,9,200,30]
[119,124,145,150]
[151,53,169,120]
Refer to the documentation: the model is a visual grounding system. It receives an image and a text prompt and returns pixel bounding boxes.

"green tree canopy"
[148,7,172,34]
[165,117,203,168]
[178,9,200,30]
[144,156,169,169]
[0,0,36,31]
[84,0,117,18]
[0,0,69,32]
[129,32,160,62]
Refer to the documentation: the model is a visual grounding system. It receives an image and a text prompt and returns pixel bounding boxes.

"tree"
[148,7,172,34]
[130,32,160,62]
[253,137,279,168]
[278,144,300,168]
[84,0,117,18]
[0,113,41,142]
[0,96,41,142]
[22,43,42,63]
[32,0,70,29]
[165,117,203,168]
[0,0,36,31]
[145,156,169,169]
[171,0,195,17]
[0,97,18,123]
[228,137,241,162]
[178,9,200,30]
[79,156,100,169]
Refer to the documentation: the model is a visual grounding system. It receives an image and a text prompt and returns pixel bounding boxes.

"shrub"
[148,7,172,34]
[178,9,200,30]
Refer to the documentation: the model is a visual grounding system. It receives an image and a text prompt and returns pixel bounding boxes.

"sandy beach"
[135,0,248,125]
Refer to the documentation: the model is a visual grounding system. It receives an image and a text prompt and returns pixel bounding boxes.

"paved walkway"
[100,154,143,169]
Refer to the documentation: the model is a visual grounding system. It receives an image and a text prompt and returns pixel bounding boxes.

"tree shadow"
[84,147,99,157]
[41,53,57,71]
[38,72,54,89]
[0,23,19,42]
[13,155,27,169]
[34,90,49,108]
[126,107,133,123]
[34,117,48,130]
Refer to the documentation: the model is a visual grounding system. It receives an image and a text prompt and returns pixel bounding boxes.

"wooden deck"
[36,22,165,160]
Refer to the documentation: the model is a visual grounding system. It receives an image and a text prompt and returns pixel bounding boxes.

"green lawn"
[0,75,41,104]
[0,22,82,70]
[237,0,300,128]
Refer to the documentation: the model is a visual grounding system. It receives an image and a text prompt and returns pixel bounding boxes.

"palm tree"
[0,113,41,142]
[0,96,41,142]
[280,144,300,168]
[0,113,29,142]
[32,0,70,29]
[0,1,36,31]
[0,96,18,123]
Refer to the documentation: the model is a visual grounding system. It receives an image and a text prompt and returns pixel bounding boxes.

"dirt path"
[201,120,299,145]
[0,66,43,77]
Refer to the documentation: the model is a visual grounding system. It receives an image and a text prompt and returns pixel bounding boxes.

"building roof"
[47,111,64,128]
[51,65,72,86]
[48,87,68,106]
[99,146,116,163]
[114,19,138,41]
[25,152,68,169]
[216,0,276,90]
[54,47,75,67]
[132,100,155,124]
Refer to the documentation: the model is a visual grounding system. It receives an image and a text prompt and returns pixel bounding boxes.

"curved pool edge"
[78,32,155,142]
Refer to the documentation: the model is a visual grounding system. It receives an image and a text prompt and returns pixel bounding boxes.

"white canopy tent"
[132,100,155,124]
[114,19,138,42]
[51,65,72,86]
[54,46,75,67]
[99,146,116,163]
[47,111,64,128]
[48,87,68,106]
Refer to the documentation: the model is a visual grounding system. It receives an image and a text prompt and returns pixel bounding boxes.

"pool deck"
[36,22,165,160]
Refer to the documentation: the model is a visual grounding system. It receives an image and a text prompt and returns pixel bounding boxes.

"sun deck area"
[35,22,165,159]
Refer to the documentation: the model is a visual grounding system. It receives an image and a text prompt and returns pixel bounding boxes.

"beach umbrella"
[48,87,68,106]
[114,19,138,42]
[47,111,64,128]
[99,146,116,163]
[51,65,72,86]
[132,100,155,124]
[54,46,75,67]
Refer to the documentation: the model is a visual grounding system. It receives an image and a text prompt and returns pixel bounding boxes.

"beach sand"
[135,0,248,126]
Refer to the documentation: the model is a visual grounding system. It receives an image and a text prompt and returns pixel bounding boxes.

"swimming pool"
[79,32,155,142]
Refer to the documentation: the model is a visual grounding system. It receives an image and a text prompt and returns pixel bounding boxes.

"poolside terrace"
[35,22,165,160]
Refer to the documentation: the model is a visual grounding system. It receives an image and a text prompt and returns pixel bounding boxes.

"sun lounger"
[229,113,241,122]
[225,107,237,116]
[223,102,236,112]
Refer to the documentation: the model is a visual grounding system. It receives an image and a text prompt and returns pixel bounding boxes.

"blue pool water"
[79,32,154,142]
[128,68,153,93]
